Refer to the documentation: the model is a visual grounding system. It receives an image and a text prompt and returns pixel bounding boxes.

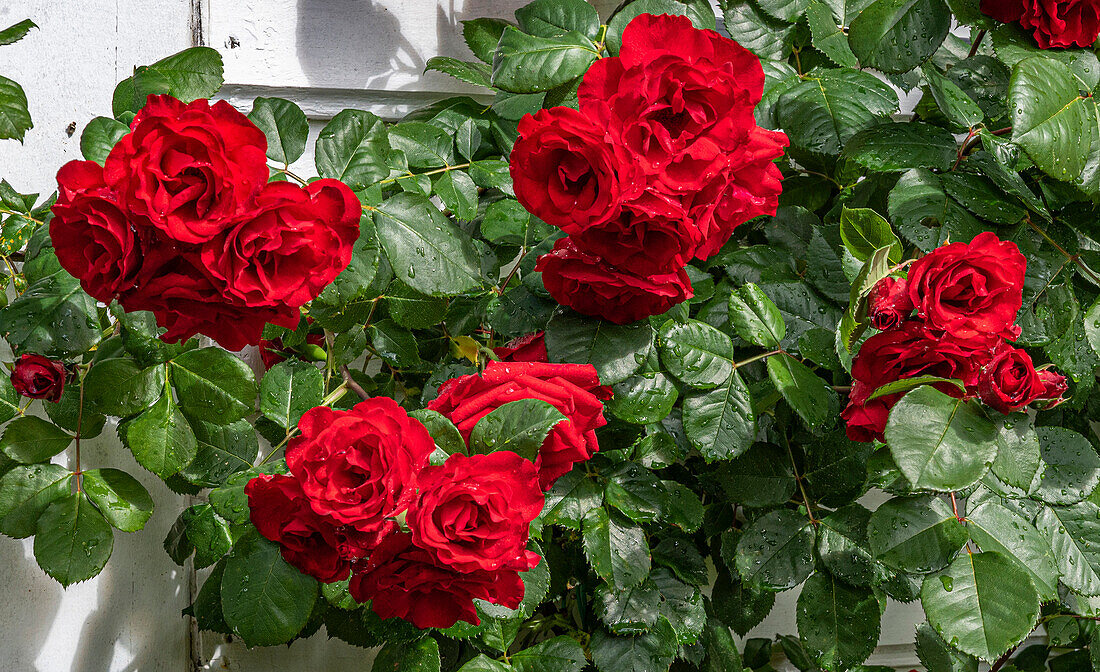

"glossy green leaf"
[583,507,651,590]
[33,491,113,586]
[735,509,816,590]
[249,97,309,165]
[81,468,153,533]
[682,372,756,462]
[0,416,72,464]
[848,0,951,73]
[491,27,599,93]
[796,571,881,672]
[122,392,197,478]
[728,283,786,349]
[767,353,837,431]
[469,398,566,461]
[867,495,968,573]
[658,319,734,389]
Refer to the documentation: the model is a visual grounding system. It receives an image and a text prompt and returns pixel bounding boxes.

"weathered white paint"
[0,1,933,670]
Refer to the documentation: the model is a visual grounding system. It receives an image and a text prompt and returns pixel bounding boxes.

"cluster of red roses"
[981,0,1100,49]
[51,95,361,351]
[510,14,787,325]
[842,232,1067,443]
[246,339,611,629]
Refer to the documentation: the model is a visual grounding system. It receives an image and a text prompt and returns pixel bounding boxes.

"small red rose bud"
[867,277,913,332]
[10,354,67,403]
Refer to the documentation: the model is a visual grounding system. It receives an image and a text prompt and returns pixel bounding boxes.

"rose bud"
[11,354,67,403]
[867,277,913,331]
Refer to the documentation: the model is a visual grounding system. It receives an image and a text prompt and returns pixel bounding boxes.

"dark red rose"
[201,179,361,309]
[407,451,543,573]
[50,161,142,303]
[978,345,1066,414]
[535,237,693,325]
[842,321,994,442]
[494,332,548,362]
[103,95,269,244]
[10,354,66,402]
[349,532,524,629]
[510,107,643,232]
[245,473,350,583]
[867,277,914,331]
[286,397,434,550]
[906,232,1026,343]
[981,0,1100,48]
[427,360,612,489]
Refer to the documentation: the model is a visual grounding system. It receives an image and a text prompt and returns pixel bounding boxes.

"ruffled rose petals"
[981,0,1100,48]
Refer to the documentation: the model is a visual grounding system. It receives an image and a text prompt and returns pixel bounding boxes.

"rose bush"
[1,1,1100,671]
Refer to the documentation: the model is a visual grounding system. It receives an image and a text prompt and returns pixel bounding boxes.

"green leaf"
[992,23,1100,89]
[659,481,704,533]
[0,271,100,356]
[122,392,198,478]
[373,638,441,672]
[735,509,816,590]
[33,491,113,586]
[596,580,660,635]
[178,419,259,488]
[0,75,31,142]
[512,636,587,672]
[604,462,665,524]
[723,1,796,61]
[544,311,652,385]
[408,409,466,456]
[884,386,997,492]
[84,359,166,417]
[777,69,898,155]
[1010,57,1096,183]
[463,18,511,64]
[1035,502,1100,596]
[388,122,456,169]
[373,192,483,297]
[81,468,153,533]
[728,283,786,348]
[848,0,950,73]
[0,377,19,425]
[458,656,512,672]
[1035,426,1100,505]
[491,27,599,94]
[606,372,678,425]
[797,571,881,672]
[170,347,257,423]
[0,19,36,45]
[966,501,1059,601]
[590,618,678,672]
[840,244,894,352]
[542,468,603,529]
[767,353,838,431]
[806,1,858,67]
[249,97,309,165]
[425,57,493,88]
[839,207,903,263]
[842,122,959,173]
[260,359,323,430]
[867,495,968,573]
[923,64,984,129]
[434,171,478,221]
[991,417,1042,492]
[516,0,600,39]
[717,442,797,508]
[221,531,318,646]
[0,416,72,464]
[79,116,130,165]
[658,319,734,389]
[1087,296,1100,359]
[817,504,876,587]
[921,552,1041,662]
[711,567,776,636]
[315,109,391,190]
[866,376,966,401]
[915,623,978,672]
[701,600,743,672]
[469,398,566,461]
[0,463,71,538]
[112,47,224,116]
[682,372,756,462]
[583,507,651,590]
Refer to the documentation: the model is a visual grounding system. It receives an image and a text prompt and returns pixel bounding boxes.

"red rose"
[50,161,142,303]
[427,360,612,489]
[201,180,361,309]
[494,332,548,362]
[535,237,693,325]
[981,0,1100,48]
[103,95,269,244]
[10,354,66,402]
[842,321,993,442]
[906,232,1025,343]
[286,398,434,550]
[1038,369,1069,405]
[978,345,1066,414]
[349,532,524,629]
[867,277,914,331]
[407,451,543,573]
[245,473,350,583]
[510,107,643,232]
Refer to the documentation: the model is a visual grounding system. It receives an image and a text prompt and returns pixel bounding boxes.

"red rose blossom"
[10,354,66,402]
[510,107,643,232]
[906,232,1025,343]
[50,161,142,303]
[494,332,548,362]
[427,360,612,489]
[103,95,269,244]
[840,398,892,444]
[246,473,350,583]
[978,345,1065,414]
[981,0,1100,48]
[1038,369,1069,405]
[407,451,543,574]
[349,532,524,629]
[536,237,693,325]
[867,277,914,332]
[286,397,434,550]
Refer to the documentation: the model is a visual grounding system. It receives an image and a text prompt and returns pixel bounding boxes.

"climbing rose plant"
[2,1,1100,671]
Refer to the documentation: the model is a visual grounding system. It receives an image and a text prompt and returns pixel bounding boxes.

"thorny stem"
[498,249,529,295]
[73,366,88,492]
[733,349,783,369]
[949,491,964,522]
[271,166,309,186]
[783,433,817,525]
[967,29,987,58]
[341,365,370,401]
[1027,216,1100,285]
[989,644,1018,672]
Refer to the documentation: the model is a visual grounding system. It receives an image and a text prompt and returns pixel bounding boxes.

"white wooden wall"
[0,1,926,670]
